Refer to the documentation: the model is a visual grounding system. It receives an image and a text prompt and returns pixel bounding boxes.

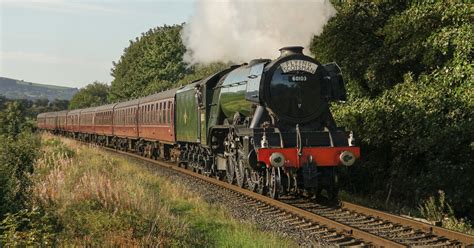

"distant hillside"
[0,77,78,100]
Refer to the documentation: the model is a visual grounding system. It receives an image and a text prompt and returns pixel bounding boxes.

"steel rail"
[341,201,474,246]
[99,145,407,247]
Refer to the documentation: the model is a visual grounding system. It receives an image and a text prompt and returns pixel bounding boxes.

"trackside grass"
[0,133,295,247]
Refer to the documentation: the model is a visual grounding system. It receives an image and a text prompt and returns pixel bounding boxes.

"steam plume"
[181,0,336,64]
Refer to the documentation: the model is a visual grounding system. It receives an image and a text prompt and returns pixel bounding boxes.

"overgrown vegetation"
[311,1,473,223]
[1,135,294,246]
[419,191,473,235]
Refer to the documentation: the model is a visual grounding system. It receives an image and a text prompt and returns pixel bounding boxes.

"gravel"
[128,156,330,247]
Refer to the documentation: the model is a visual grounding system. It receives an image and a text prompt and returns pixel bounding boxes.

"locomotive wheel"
[246,169,258,192]
[235,160,246,188]
[268,167,282,199]
[226,155,236,184]
[257,170,267,195]
[247,169,266,195]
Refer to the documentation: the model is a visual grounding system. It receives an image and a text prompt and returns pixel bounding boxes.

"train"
[37,46,360,202]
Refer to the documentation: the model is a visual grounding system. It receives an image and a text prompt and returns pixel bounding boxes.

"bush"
[313,1,473,221]
[419,191,473,234]
[0,132,41,217]
[333,68,473,218]
[0,207,58,246]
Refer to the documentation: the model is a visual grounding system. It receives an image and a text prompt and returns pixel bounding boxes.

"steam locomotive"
[37,46,360,201]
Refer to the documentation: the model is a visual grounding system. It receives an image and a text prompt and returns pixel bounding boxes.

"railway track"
[95,143,474,247]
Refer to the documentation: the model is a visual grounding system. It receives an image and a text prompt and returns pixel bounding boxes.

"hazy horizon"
[0,0,195,88]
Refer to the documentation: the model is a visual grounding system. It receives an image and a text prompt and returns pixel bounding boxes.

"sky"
[0,0,195,88]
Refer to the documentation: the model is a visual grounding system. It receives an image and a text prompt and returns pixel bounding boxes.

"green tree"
[0,101,25,138]
[34,98,49,107]
[315,1,473,219]
[311,2,408,97]
[109,25,187,101]
[0,95,8,110]
[49,99,69,111]
[69,82,109,109]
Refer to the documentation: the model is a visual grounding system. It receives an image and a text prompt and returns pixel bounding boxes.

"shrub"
[0,207,58,246]
[0,132,41,217]
[312,1,473,221]
[419,191,473,234]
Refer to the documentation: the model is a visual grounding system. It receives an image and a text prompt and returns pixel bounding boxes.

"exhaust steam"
[181,0,336,64]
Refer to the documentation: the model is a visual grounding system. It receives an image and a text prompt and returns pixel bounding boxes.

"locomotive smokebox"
[279,46,304,57]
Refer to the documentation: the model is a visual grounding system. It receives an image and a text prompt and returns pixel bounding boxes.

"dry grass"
[27,134,294,247]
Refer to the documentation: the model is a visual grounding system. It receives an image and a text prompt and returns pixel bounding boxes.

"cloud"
[1,0,124,14]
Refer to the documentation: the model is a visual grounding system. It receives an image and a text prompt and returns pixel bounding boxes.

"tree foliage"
[109,25,187,101]
[311,2,409,97]
[313,1,473,218]
[0,101,41,219]
[68,82,110,109]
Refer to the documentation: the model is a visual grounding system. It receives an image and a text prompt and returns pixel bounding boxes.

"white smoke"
[181,0,336,64]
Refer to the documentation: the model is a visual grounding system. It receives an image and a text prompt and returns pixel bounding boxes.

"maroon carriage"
[67,109,81,133]
[44,112,59,131]
[36,113,47,130]
[113,99,139,139]
[57,110,68,134]
[137,89,177,144]
[79,107,96,134]
[94,103,116,137]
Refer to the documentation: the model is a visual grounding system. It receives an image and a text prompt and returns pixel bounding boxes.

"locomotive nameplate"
[280,60,318,74]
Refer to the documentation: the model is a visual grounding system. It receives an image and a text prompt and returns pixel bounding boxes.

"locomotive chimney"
[279,46,304,57]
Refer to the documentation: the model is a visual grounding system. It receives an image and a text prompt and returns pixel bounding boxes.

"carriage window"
[143,105,147,124]
[168,101,172,124]
[145,105,148,124]
[148,105,151,124]
[164,102,167,124]
[155,103,158,123]
[159,102,162,124]
[150,104,154,123]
